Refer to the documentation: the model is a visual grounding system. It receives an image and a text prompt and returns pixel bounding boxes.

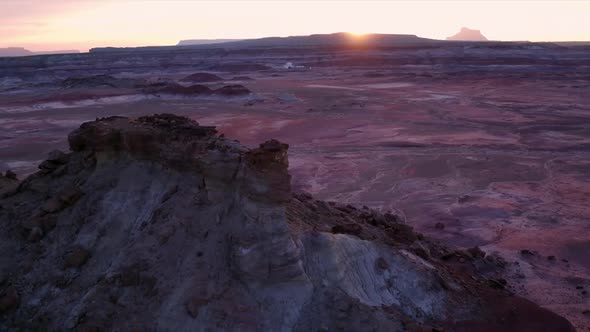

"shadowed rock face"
[0,114,574,331]
[0,171,18,197]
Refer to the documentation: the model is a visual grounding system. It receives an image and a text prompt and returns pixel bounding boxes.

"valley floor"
[1,56,590,328]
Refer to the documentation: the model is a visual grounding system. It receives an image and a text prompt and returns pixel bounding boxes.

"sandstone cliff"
[0,115,574,331]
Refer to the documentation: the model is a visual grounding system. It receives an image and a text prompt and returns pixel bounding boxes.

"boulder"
[47,150,69,164]
[4,170,17,180]
[64,246,90,268]
[0,287,19,313]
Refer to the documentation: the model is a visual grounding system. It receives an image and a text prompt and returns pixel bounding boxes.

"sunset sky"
[2,0,589,52]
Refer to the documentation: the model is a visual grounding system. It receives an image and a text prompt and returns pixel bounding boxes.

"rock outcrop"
[144,83,251,97]
[447,27,488,41]
[0,114,574,331]
[214,84,251,96]
[0,171,18,198]
[143,83,214,96]
[61,75,143,89]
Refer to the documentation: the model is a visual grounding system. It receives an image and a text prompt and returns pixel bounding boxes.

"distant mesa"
[177,39,242,46]
[92,33,437,53]
[0,47,80,57]
[35,49,80,55]
[0,47,34,57]
[446,27,488,41]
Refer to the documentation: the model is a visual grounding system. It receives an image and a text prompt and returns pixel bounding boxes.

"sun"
[347,31,367,37]
[346,31,369,45]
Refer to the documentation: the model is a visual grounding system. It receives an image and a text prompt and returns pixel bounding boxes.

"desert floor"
[1,64,589,328]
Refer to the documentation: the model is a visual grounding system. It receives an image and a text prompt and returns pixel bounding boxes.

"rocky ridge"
[143,83,251,97]
[0,114,575,331]
[180,73,224,83]
[61,75,143,89]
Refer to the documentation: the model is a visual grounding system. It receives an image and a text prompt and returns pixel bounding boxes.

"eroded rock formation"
[0,114,574,331]
[61,75,142,89]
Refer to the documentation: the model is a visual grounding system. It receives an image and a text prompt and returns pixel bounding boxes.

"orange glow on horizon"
[1,1,589,52]
[348,32,368,37]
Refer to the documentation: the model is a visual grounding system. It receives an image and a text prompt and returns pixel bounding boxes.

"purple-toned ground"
[1,46,590,328]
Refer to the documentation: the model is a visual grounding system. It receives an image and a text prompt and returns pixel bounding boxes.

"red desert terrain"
[0,114,575,331]
[1,33,589,329]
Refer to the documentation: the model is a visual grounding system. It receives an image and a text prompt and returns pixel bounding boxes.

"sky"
[1,0,589,52]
